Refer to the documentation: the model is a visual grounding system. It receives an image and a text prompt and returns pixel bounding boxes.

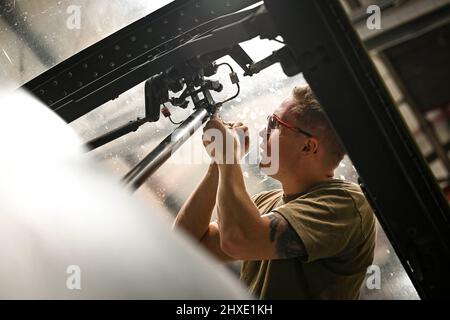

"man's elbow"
[220,231,251,260]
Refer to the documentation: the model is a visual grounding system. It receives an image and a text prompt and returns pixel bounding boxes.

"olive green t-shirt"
[240,179,376,300]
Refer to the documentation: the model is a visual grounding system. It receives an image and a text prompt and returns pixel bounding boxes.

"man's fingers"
[233,126,250,146]
[203,118,222,132]
[233,125,249,134]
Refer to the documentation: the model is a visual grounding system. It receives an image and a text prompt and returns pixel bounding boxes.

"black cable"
[161,103,183,125]
[168,115,183,125]
[216,62,240,105]
[220,83,240,104]
[217,62,235,73]
[273,38,286,45]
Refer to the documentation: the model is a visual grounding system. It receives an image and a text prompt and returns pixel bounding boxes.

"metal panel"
[22,0,260,122]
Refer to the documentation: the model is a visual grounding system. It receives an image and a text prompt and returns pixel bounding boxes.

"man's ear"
[301,138,319,155]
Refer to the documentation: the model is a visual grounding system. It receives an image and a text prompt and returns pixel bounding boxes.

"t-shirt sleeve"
[273,190,361,262]
[251,191,266,204]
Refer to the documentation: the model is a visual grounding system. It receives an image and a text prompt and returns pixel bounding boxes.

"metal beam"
[364,3,450,51]
[21,0,261,122]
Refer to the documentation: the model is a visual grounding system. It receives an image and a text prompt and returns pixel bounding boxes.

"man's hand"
[202,115,249,164]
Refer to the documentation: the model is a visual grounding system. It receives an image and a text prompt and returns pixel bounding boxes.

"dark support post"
[85,117,149,150]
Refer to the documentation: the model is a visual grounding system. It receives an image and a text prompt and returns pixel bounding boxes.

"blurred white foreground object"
[0,90,248,299]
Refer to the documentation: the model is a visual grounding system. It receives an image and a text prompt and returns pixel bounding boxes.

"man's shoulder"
[251,189,283,207]
[309,178,359,191]
[306,179,365,202]
[304,179,375,221]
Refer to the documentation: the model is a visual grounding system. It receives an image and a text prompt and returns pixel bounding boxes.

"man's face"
[259,96,306,179]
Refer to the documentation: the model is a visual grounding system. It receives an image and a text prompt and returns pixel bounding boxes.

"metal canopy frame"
[22,0,261,123]
[22,0,450,299]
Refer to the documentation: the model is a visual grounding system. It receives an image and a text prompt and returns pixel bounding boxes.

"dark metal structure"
[22,0,450,299]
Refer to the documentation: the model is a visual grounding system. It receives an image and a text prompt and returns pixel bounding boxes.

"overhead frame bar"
[22,0,261,123]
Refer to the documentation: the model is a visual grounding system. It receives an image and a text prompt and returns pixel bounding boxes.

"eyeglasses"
[266,114,313,137]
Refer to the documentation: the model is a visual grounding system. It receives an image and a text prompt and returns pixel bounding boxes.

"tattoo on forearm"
[267,213,306,259]
[268,214,280,242]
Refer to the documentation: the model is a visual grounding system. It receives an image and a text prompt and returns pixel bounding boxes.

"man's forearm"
[216,164,262,242]
[173,163,219,240]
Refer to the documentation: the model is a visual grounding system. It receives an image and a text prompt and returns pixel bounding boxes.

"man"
[174,85,376,299]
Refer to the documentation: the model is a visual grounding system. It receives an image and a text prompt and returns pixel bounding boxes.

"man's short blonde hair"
[290,85,346,169]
